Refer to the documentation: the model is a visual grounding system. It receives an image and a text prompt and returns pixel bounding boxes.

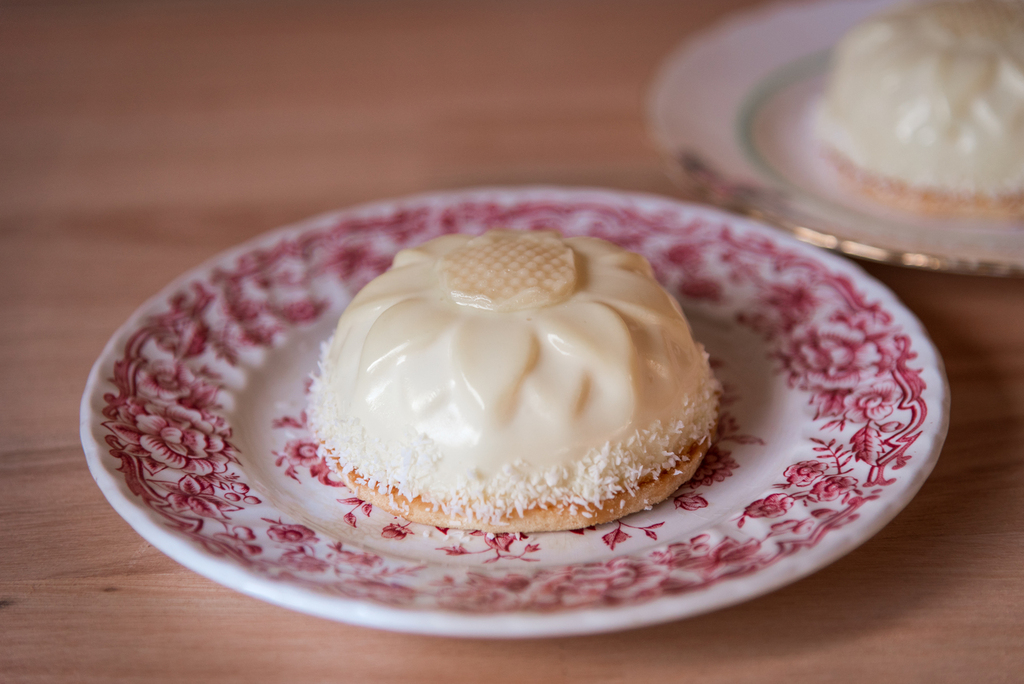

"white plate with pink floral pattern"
[81,188,948,637]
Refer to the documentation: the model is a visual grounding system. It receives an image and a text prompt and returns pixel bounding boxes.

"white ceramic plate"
[81,188,948,637]
[648,0,1024,276]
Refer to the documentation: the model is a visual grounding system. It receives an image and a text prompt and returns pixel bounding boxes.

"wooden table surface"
[2,1,1022,682]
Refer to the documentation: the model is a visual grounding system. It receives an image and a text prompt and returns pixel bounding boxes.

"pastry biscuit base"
[325,429,715,534]
[824,148,1024,219]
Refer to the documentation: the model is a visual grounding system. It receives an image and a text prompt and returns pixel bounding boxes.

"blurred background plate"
[648,0,1024,276]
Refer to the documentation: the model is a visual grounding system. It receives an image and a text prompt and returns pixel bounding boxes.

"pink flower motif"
[484,533,516,553]
[162,403,230,437]
[105,408,234,475]
[810,388,849,419]
[381,523,411,540]
[673,537,763,576]
[663,245,723,301]
[134,360,218,409]
[784,460,827,487]
[279,549,329,573]
[213,526,262,556]
[135,360,196,402]
[810,476,856,502]
[665,243,703,270]
[105,396,149,425]
[834,308,893,339]
[743,493,793,520]
[308,458,345,487]
[149,284,212,358]
[845,382,900,423]
[441,546,470,556]
[165,475,239,518]
[492,575,531,593]
[687,447,738,488]
[596,557,672,599]
[678,278,722,302]
[674,494,709,511]
[267,523,318,544]
[279,439,321,467]
[280,299,322,324]
[602,526,631,551]
[784,323,881,390]
[327,542,384,568]
[708,537,762,565]
[762,282,818,331]
[769,519,813,536]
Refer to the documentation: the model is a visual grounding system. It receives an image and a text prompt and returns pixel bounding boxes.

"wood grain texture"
[1,1,1022,682]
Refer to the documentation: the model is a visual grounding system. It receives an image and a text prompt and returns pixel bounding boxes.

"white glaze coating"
[308,230,719,524]
[815,0,1024,195]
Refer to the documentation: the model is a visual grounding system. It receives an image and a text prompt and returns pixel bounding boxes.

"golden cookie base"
[825,149,1024,219]
[324,428,715,534]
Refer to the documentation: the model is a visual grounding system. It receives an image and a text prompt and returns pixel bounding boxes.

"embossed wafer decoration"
[438,229,577,311]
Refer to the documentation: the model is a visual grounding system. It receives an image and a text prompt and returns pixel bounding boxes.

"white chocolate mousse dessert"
[814,0,1024,216]
[308,229,719,532]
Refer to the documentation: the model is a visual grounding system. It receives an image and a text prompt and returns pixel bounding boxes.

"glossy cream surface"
[815,0,1024,194]
[308,230,718,522]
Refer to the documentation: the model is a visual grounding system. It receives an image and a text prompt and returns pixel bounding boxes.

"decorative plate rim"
[80,186,949,637]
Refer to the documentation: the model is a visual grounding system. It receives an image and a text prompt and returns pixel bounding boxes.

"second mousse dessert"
[815,0,1024,217]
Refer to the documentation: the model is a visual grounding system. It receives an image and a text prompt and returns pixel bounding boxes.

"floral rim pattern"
[81,188,947,636]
